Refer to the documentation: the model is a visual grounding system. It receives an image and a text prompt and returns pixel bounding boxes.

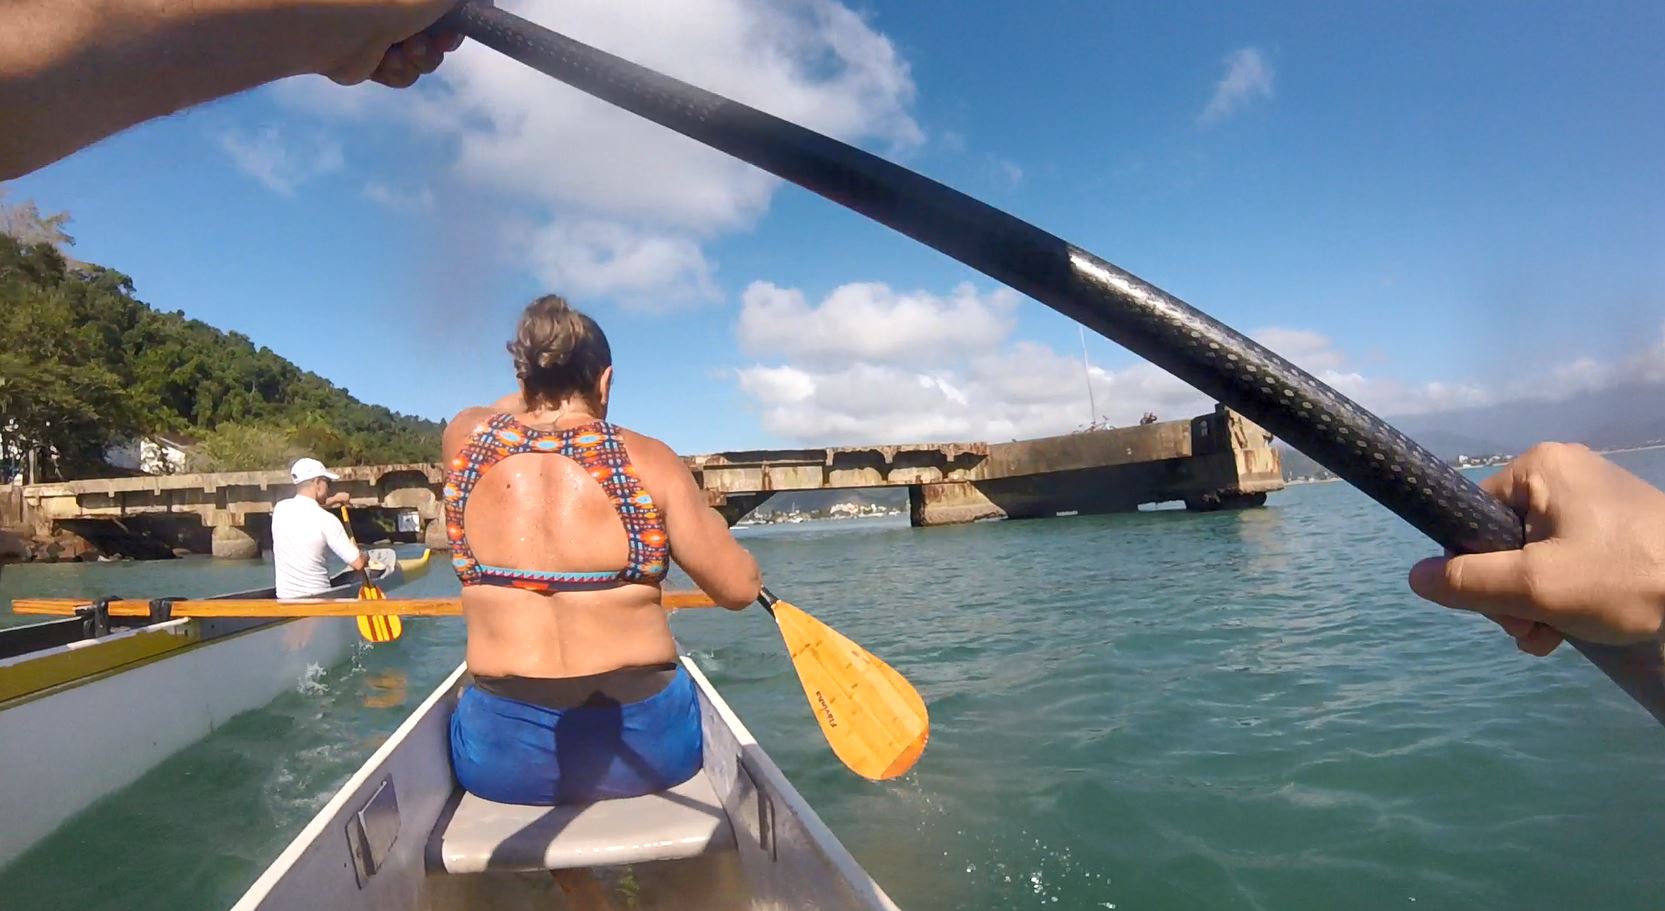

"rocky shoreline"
[0,527,423,565]
[1,527,106,564]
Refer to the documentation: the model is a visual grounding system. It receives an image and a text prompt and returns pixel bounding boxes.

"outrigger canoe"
[234,656,901,910]
[0,548,428,867]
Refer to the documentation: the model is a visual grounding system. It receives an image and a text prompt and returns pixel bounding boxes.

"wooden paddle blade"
[770,598,928,780]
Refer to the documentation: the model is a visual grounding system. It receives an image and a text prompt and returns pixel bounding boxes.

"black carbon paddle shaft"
[442,3,1665,725]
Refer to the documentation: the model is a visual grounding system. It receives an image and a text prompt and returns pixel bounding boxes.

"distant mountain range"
[1279,379,1665,480]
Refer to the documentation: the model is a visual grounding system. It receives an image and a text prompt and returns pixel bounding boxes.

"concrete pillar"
[211,523,260,559]
[1,528,32,562]
[424,517,450,553]
[711,493,772,527]
[1184,491,1268,512]
[908,482,1005,527]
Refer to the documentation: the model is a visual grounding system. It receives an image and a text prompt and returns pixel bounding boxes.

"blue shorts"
[449,665,703,805]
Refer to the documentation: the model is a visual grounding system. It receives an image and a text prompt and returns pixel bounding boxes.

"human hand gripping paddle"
[340,505,402,643]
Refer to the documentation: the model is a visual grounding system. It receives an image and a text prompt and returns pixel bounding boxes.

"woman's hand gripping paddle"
[341,506,401,643]
[759,588,928,780]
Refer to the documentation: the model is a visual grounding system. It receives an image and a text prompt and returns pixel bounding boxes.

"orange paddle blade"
[770,598,928,780]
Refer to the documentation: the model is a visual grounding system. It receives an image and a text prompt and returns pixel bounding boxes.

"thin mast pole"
[1079,325,1098,428]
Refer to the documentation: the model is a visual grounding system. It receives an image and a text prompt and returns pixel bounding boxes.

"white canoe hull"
[0,615,360,866]
[0,549,418,867]
[234,657,899,911]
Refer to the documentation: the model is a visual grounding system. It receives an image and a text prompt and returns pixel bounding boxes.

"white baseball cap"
[290,458,340,484]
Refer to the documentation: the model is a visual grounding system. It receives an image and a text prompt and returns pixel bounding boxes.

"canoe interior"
[234,657,898,911]
[0,616,89,660]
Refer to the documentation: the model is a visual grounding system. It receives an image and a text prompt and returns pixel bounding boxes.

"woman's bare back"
[446,407,676,678]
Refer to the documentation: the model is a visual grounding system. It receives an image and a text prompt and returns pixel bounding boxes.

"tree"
[0,190,74,253]
[0,197,443,479]
[0,239,141,478]
[187,423,304,472]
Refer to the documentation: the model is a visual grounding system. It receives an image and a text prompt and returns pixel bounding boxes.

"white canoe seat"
[427,771,736,874]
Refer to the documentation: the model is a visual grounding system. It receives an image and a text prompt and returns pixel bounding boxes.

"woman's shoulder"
[450,392,525,427]
[451,404,501,426]
[609,424,679,468]
[442,406,503,457]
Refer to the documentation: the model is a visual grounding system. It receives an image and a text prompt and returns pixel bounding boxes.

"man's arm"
[1,0,456,180]
[322,511,366,572]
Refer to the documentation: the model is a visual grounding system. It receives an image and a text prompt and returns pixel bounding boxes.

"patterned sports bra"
[443,413,669,590]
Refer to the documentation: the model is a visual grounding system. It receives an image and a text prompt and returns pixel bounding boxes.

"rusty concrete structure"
[696,405,1282,525]
[13,406,1281,559]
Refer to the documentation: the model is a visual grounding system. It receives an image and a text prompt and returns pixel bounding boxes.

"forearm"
[2,0,393,178]
[707,509,762,610]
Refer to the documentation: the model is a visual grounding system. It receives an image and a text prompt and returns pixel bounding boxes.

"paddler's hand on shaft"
[1,0,469,180]
[319,1,467,88]
[1408,443,1665,656]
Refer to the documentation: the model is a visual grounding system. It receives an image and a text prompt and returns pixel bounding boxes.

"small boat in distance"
[0,548,427,866]
[234,656,901,910]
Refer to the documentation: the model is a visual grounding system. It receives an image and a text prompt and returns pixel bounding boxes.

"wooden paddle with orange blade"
[752,587,929,781]
[340,506,401,644]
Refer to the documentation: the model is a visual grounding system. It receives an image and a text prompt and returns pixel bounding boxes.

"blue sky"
[7,0,1663,454]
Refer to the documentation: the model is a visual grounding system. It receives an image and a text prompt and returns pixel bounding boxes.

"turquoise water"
[4,451,1665,910]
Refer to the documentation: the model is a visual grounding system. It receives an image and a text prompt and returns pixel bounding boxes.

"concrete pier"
[8,404,1281,558]
[696,405,1281,526]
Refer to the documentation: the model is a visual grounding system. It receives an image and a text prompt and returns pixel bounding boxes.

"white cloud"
[1199,47,1274,125]
[736,281,1016,366]
[732,279,1211,444]
[1251,326,1492,416]
[991,157,1023,188]
[1251,327,1344,372]
[731,294,1665,446]
[363,181,435,212]
[525,219,718,305]
[281,0,922,302]
[736,364,817,404]
[739,296,1665,446]
[1519,325,1665,400]
[735,346,1209,445]
[217,127,343,195]
[1247,324,1665,417]
[431,0,921,226]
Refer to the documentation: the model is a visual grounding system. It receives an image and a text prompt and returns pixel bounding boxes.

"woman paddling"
[442,294,761,806]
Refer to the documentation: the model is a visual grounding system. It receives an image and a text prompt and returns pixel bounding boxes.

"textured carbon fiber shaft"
[443,3,1665,724]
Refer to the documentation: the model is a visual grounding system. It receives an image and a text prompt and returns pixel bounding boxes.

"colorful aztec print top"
[443,413,669,590]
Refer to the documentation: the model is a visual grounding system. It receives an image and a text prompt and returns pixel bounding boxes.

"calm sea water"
[4,451,1665,910]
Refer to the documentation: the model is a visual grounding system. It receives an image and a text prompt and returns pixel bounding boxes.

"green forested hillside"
[0,208,440,480]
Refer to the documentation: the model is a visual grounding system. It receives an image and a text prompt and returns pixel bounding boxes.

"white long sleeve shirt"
[271,495,361,599]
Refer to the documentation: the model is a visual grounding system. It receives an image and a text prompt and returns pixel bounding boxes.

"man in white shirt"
[271,458,366,599]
